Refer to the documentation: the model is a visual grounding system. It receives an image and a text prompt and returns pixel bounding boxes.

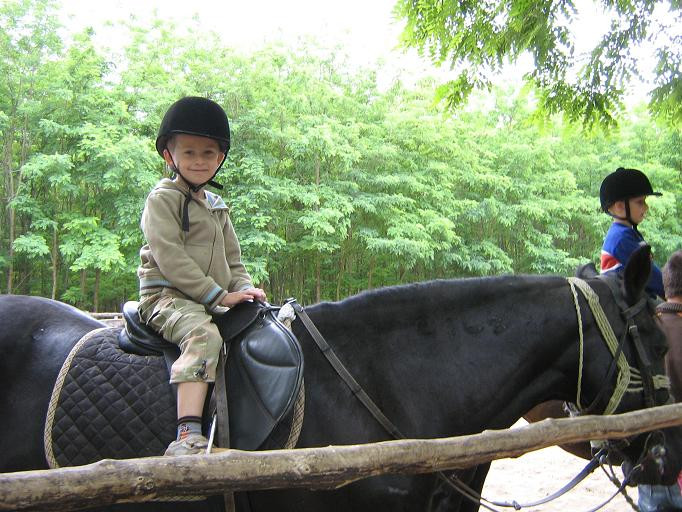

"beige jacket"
[137,178,252,311]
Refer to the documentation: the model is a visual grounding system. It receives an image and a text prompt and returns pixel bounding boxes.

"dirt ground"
[481,421,639,512]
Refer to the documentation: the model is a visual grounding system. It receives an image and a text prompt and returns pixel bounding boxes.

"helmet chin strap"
[624,200,639,231]
[609,199,639,232]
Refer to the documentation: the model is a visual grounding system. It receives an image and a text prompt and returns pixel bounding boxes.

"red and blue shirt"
[600,222,664,298]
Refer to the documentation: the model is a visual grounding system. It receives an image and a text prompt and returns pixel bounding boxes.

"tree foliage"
[395,0,682,126]
[0,0,680,311]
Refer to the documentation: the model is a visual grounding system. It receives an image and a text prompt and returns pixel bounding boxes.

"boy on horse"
[137,96,266,456]
[599,166,665,298]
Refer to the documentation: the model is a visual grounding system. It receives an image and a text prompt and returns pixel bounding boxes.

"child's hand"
[220,288,267,308]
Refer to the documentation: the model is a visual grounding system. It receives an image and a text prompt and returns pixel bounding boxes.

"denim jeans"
[638,483,682,511]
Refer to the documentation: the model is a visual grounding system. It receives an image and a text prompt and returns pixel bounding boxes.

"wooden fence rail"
[89,312,122,320]
[89,312,123,327]
[3,403,682,511]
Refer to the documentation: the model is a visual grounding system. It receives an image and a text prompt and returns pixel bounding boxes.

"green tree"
[0,0,62,293]
[2,1,679,309]
[395,0,682,126]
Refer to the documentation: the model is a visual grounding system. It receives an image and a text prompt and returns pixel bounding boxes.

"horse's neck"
[307,276,580,437]
[438,278,580,433]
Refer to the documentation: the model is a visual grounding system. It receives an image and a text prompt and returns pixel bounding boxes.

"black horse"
[1,246,680,512]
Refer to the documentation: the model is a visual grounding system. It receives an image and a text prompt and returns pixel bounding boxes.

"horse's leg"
[461,464,491,512]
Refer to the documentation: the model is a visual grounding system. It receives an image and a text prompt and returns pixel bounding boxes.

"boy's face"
[609,195,649,225]
[163,134,225,187]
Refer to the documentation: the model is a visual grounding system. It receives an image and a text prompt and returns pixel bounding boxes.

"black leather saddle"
[118,300,304,451]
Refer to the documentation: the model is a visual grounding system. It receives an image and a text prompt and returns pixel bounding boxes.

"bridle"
[567,276,670,416]
[565,276,672,508]
[290,274,672,512]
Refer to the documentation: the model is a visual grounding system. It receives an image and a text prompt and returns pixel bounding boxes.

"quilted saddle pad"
[44,327,176,468]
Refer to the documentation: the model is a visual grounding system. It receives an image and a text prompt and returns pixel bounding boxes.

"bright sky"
[57,0,443,91]
[56,0,655,102]
[58,1,416,67]
[58,0,402,51]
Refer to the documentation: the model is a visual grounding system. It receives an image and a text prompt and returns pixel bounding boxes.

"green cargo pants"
[138,292,223,383]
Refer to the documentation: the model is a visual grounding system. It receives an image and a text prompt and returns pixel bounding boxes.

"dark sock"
[177,415,202,440]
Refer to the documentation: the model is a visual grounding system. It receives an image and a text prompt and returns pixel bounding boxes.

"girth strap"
[214,342,235,512]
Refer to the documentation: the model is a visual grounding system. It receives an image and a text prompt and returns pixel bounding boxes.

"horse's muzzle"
[624,442,677,486]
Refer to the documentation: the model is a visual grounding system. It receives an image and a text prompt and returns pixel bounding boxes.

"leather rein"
[287,275,668,512]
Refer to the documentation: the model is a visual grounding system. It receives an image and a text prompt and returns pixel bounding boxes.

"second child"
[599,166,664,298]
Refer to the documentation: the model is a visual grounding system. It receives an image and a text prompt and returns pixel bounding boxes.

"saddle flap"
[226,309,304,450]
[116,299,304,452]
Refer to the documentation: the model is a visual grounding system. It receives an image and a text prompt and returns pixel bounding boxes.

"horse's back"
[0,295,104,472]
[0,294,103,337]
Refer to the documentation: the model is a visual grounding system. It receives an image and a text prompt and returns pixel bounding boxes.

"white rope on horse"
[284,381,305,449]
[567,277,670,416]
[567,277,632,415]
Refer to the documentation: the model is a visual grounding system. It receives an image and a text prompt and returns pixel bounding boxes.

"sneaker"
[164,433,211,456]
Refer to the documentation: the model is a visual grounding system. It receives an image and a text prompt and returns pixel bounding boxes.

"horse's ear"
[622,244,652,304]
[575,261,598,279]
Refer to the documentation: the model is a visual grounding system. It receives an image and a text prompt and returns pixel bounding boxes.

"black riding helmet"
[600,167,661,211]
[156,96,230,189]
[599,167,661,229]
[156,96,231,231]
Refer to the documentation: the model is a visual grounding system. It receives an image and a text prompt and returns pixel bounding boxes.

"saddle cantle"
[118,300,176,357]
[118,299,304,452]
